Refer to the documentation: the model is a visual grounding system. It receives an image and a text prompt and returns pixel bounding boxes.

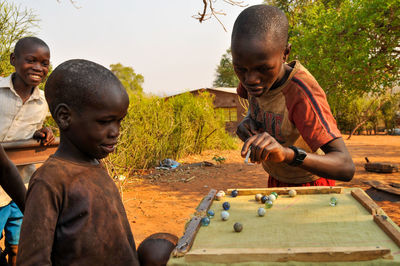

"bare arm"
[0,145,26,212]
[241,133,355,182]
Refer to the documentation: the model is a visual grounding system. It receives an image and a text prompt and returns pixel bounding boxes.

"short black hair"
[45,59,125,117]
[232,5,289,49]
[14,37,49,57]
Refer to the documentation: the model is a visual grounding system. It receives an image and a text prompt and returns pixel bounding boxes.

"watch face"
[289,146,307,166]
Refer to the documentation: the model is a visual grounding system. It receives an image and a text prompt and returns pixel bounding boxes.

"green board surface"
[168,188,400,265]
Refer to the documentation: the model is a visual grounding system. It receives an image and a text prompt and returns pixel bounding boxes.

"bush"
[106,91,236,174]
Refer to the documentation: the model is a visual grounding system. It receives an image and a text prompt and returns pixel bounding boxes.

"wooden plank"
[351,188,381,215]
[185,246,392,263]
[196,189,216,213]
[172,216,202,257]
[172,189,216,257]
[2,138,59,166]
[363,180,400,196]
[374,214,400,248]
[226,186,343,196]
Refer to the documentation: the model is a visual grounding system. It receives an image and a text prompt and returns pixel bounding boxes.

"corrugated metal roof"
[166,87,237,97]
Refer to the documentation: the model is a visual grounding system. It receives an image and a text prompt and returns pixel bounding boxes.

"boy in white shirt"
[0,37,54,266]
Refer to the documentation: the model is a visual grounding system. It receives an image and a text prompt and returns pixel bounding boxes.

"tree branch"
[193,0,247,32]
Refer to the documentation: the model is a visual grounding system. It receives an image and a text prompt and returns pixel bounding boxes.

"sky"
[11,0,262,96]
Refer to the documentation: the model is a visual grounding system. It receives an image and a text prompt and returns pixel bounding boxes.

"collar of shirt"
[0,74,41,102]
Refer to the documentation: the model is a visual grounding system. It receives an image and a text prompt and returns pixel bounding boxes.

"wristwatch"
[288,146,307,166]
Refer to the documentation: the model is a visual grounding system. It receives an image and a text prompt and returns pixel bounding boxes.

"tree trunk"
[347,120,368,140]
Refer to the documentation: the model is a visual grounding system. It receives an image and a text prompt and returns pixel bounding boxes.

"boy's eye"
[234,66,246,73]
[97,120,112,125]
[257,65,273,72]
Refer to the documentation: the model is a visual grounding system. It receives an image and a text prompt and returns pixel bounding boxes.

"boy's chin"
[247,89,265,97]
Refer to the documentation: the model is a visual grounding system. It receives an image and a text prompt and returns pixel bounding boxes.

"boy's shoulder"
[283,61,326,98]
[30,156,105,188]
[0,74,12,89]
[288,61,319,89]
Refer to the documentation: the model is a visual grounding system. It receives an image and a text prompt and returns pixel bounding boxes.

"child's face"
[10,44,50,88]
[232,36,286,97]
[68,87,129,161]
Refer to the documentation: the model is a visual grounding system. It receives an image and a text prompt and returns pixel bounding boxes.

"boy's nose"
[108,124,120,138]
[32,62,43,71]
[245,71,260,85]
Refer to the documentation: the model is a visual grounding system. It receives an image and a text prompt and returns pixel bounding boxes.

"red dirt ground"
[123,135,400,246]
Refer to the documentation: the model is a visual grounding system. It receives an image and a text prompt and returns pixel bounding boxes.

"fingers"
[241,132,285,163]
[236,118,259,142]
[248,119,259,136]
[251,135,273,163]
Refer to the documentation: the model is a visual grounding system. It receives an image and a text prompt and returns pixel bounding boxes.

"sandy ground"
[123,135,400,246]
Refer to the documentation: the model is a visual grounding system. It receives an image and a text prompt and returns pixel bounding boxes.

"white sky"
[11,0,262,96]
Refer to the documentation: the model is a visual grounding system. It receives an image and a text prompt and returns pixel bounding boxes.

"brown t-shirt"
[17,156,139,266]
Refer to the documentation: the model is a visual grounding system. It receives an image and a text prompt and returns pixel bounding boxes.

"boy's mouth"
[101,144,116,153]
[28,74,43,82]
[246,86,266,96]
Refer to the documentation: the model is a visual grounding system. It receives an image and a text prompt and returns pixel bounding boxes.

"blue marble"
[201,217,210,226]
[261,195,269,204]
[222,202,230,210]
[231,190,239,197]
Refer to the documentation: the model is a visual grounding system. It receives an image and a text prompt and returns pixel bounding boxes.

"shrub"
[106,91,236,174]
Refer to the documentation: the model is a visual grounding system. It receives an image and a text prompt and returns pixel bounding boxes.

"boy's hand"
[241,132,294,164]
[236,117,260,142]
[33,127,55,146]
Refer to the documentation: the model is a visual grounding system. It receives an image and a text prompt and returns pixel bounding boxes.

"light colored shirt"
[0,74,49,206]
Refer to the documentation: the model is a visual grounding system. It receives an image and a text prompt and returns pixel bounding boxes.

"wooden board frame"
[172,189,217,257]
[172,187,399,262]
[351,188,400,248]
[374,215,400,248]
[351,188,381,215]
[185,246,392,263]
[226,186,343,196]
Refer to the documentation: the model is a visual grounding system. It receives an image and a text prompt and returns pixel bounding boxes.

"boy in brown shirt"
[17,59,140,265]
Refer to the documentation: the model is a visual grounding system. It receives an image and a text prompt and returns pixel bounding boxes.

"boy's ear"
[54,103,72,130]
[9,53,16,67]
[283,43,292,62]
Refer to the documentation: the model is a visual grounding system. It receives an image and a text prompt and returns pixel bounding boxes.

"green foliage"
[213,49,239,88]
[43,115,59,137]
[0,1,39,76]
[288,0,399,99]
[106,91,236,172]
[110,63,144,93]
[265,0,400,128]
[334,93,400,134]
[212,155,226,166]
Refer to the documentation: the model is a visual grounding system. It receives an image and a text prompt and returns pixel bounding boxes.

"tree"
[265,0,400,131]
[194,0,247,31]
[267,0,400,97]
[110,63,144,93]
[0,1,39,76]
[213,49,239,87]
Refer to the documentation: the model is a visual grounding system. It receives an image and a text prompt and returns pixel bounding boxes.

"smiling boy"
[0,37,54,265]
[17,59,139,266]
[232,5,355,186]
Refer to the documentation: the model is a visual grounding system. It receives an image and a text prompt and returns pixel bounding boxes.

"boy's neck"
[269,64,293,91]
[54,135,100,166]
[12,73,35,104]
